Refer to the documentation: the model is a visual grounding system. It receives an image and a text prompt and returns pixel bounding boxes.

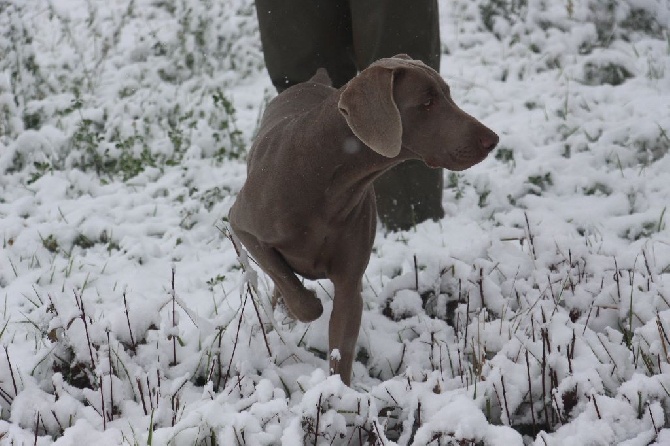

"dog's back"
[251,69,335,159]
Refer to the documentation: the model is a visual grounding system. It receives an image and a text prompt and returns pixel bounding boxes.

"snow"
[1,0,670,444]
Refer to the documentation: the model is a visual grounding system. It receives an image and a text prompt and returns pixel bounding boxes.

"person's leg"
[350,0,445,231]
[255,0,357,92]
[349,0,441,71]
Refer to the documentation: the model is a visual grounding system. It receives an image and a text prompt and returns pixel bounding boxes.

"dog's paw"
[285,288,323,323]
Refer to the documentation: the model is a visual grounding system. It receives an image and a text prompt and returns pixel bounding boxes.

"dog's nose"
[479,131,499,152]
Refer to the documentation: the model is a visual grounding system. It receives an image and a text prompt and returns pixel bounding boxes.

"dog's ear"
[338,65,402,158]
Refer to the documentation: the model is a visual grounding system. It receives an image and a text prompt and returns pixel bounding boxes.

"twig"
[247,283,272,357]
[74,290,96,370]
[542,329,549,428]
[99,375,106,429]
[394,343,406,376]
[0,385,13,405]
[525,349,537,433]
[225,293,248,386]
[33,412,40,446]
[123,291,136,349]
[51,410,64,435]
[414,254,419,290]
[524,212,536,259]
[568,329,576,374]
[314,393,322,446]
[501,375,511,424]
[4,347,18,396]
[649,404,660,434]
[107,331,114,421]
[592,395,602,419]
[656,315,670,363]
[171,265,177,367]
[155,369,160,408]
[464,291,471,349]
[137,378,148,416]
[478,267,486,308]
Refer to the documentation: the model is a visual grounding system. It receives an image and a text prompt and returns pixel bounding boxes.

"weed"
[447,172,465,200]
[480,0,528,35]
[526,173,553,194]
[41,234,59,253]
[583,62,633,86]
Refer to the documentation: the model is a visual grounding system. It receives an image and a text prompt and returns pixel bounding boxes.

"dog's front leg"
[329,279,363,386]
[231,228,323,322]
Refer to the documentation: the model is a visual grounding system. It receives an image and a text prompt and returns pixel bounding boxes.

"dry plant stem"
[373,421,386,446]
[394,344,406,375]
[568,329,576,374]
[414,254,419,290]
[99,375,106,430]
[643,249,653,281]
[107,331,114,422]
[501,375,511,424]
[33,412,39,446]
[551,392,565,425]
[313,393,322,446]
[146,376,154,411]
[74,290,96,370]
[492,383,504,423]
[170,379,188,427]
[51,410,64,435]
[649,405,660,434]
[542,329,549,428]
[123,291,136,349]
[4,347,18,396]
[428,331,435,371]
[0,387,14,406]
[155,369,161,408]
[656,315,670,362]
[0,386,13,405]
[524,212,537,259]
[48,294,59,317]
[137,378,148,416]
[247,283,272,357]
[525,349,537,432]
[216,329,224,390]
[478,267,486,309]
[171,266,177,367]
[38,415,48,441]
[464,291,471,350]
[226,293,248,386]
[171,394,179,427]
[592,395,602,419]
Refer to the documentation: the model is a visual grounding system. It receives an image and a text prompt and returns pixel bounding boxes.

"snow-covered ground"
[1,0,669,444]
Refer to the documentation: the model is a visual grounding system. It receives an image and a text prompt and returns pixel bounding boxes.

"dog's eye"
[422,98,433,108]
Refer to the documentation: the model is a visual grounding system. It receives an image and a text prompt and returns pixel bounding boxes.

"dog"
[229,54,498,385]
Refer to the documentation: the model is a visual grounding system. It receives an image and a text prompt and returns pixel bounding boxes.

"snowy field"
[1,0,670,444]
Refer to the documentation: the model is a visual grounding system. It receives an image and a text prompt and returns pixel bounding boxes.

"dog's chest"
[275,228,335,280]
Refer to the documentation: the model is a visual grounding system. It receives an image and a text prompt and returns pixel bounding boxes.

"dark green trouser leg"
[255,0,444,231]
[255,0,356,91]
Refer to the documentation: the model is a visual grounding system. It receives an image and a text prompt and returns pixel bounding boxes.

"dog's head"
[338,54,498,171]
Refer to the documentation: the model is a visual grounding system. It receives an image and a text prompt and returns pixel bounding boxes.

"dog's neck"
[311,91,415,220]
